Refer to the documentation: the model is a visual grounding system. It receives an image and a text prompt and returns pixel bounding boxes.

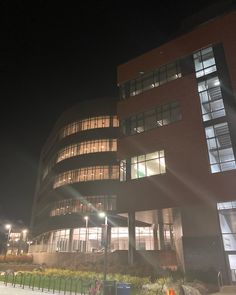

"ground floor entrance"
[218,201,236,284]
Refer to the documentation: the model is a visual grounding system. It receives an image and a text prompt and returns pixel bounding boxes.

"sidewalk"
[0,283,59,295]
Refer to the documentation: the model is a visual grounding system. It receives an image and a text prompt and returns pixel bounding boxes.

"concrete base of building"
[32,249,177,269]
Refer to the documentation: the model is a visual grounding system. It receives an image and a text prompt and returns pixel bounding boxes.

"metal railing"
[2,272,102,294]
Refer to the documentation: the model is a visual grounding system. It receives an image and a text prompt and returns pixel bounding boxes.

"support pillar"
[179,204,228,282]
[153,225,158,250]
[128,211,136,265]
[158,210,165,250]
[68,229,73,252]
[107,224,111,251]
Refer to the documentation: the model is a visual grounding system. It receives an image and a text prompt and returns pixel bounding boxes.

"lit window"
[123,101,182,136]
[120,60,182,99]
[60,116,119,139]
[193,46,217,78]
[56,139,117,163]
[121,150,166,181]
[50,195,117,216]
[205,122,236,173]
[197,76,226,121]
[53,165,120,188]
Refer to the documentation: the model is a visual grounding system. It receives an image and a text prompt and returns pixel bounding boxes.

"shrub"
[185,269,218,284]
[0,255,33,264]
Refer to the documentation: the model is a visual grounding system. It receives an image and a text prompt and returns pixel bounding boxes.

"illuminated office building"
[31,7,236,283]
[117,9,236,282]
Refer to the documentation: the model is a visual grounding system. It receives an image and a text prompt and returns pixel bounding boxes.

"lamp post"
[99,212,108,281]
[5,224,11,257]
[21,229,28,254]
[84,216,89,252]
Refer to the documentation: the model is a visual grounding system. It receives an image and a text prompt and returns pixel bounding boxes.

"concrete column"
[158,210,165,250]
[68,229,74,252]
[153,225,158,250]
[128,211,136,265]
[107,224,111,251]
[180,204,228,282]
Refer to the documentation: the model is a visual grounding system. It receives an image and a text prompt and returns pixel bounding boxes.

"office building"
[31,8,236,283]
[117,9,236,282]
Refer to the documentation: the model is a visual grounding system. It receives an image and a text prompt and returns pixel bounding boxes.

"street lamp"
[84,216,89,252]
[22,229,28,237]
[98,212,108,281]
[5,224,11,257]
[21,229,28,254]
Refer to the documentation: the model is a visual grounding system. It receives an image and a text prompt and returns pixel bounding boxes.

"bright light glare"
[98,212,106,218]
[5,224,11,230]
[84,216,88,220]
[214,80,220,86]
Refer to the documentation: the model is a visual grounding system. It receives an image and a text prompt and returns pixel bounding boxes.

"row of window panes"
[217,201,236,210]
[205,122,236,173]
[120,150,166,181]
[60,116,119,139]
[131,151,166,179]
[50,196,117,216]
[120,61,182,99]
[193,46,217,78]
[197,75,226,122]
[50,229,70,252]
[222,233,236,251]
[193,46,236,173]
[41,227,156,253]
[38,225,175,253]
[42,139,117,180]
[56,139,117,163]
[54,166,119,188]
[121,101,182,135]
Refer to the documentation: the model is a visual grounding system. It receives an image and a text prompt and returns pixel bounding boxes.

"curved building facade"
[31,98,122,253]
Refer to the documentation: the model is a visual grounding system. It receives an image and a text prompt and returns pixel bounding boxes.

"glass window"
[120,160,126,182]
[130,116,136,135]
[197,75,226,122]
[167,63,177,81]
[56,139,117,163]
[128,150,166,180]
[131,162,138,179]
[146,152,159,160]
[119,60,182,99]
[50,195,117,217]
[112,116,119,127]
[122,101,182,136]
[159,67,167,85]
[205,122,236,173]
[136,78,142,95]
[144,110,156,130]
[193,46,217,78]
[142,73,154,91]
[60,116,118,139]
[54,165,120,188]
[146,159,160,176]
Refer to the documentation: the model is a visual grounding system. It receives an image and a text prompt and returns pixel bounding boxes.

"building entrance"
[218,201,236,284]
[228,254,236,283]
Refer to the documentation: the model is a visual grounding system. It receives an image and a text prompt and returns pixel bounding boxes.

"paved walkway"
[0,283,60,295]
[210,285,236,294]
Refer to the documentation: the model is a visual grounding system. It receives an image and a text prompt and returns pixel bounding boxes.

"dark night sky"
[0,0,225,228]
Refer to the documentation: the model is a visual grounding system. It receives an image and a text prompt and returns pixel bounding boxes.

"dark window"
[122,101,182,135]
